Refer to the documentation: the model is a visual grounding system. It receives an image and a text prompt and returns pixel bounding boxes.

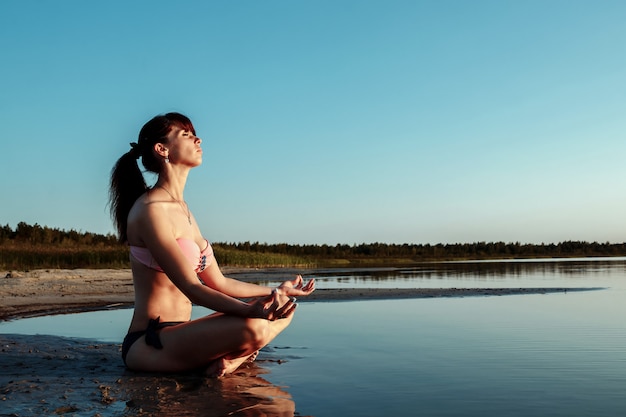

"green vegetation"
[0,222,313,269]
[1,222,625,270]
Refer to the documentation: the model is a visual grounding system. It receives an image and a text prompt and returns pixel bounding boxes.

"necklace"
[158,186,192,225]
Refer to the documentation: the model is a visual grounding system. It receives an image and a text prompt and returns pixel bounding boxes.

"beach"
[0,268,579,321]
[0,268,585,416]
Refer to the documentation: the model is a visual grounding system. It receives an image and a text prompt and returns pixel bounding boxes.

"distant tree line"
[1,222,625,269]
[0,222,119,246]
[218,240,626,261]
[0,222,127,269]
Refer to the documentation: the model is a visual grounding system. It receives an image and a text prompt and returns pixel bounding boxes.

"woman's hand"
[248,291,297,321]
[276,275,315,298]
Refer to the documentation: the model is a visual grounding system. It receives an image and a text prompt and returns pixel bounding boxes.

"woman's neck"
[155,169,189,201]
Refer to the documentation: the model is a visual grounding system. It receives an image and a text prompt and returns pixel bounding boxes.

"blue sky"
[1,0,625,245]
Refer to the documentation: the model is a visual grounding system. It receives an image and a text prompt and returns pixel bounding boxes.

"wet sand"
[0,268,596,416]
[1,333,299,416]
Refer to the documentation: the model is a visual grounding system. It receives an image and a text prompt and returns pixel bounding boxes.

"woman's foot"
[246,350,259,363]
[205,351,259,378]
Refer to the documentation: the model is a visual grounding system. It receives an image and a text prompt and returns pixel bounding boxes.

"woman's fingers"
[300,278,315,293]
[294,275,303,288]
[260,291,298,320]
[267,291,280,310]
[281,302,297,319]
[253,292,278,319]
[270,277,314,310]
[274,297,297,319]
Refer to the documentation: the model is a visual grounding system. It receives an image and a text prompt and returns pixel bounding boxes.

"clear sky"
[1,0,625,245]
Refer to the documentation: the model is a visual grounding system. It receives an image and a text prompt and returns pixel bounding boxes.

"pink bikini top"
[129,238,213,273]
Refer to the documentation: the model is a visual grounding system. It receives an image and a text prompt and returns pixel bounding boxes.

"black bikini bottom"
[121,317,184,366]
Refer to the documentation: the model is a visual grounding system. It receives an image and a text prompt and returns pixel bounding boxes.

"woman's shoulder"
[131,190,168,212]
[127,192,170,229]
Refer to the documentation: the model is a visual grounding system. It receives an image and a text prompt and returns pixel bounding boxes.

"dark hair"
[108,112,195,242]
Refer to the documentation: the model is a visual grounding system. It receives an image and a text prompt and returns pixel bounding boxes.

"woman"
[109,112,315,376]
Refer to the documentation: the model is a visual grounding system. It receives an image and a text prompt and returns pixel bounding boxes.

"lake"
[2,257,625,416]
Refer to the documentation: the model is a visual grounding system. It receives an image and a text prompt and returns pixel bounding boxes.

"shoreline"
[0,267,603,416]
[0,268,601,321]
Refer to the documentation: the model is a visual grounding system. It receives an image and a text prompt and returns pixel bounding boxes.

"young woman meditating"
[109,112,315,376]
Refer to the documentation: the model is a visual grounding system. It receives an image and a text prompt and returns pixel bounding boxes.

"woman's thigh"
[125,314,279,372]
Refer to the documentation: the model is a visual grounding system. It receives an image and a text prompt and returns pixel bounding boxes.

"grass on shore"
[0,243,315,270]
[3,240,626,271]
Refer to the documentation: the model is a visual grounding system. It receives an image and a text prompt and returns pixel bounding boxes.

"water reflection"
[293,257,626,288]
[314,257,626,278]
[122,367,295,416]
[235,258,626,290]
[0,333,297,417]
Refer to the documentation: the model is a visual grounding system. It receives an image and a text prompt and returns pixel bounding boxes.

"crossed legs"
[124,311,294,376]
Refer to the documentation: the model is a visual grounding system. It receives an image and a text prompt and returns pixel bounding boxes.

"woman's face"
[165,125,203,167]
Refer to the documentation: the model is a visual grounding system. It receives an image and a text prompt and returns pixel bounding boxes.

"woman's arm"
[136,204,273,317]
[198,260,316,299]
[198,261,274,298]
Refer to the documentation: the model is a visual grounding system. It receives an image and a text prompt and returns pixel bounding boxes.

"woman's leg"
[203,312,295,377]
[124,312,294,374]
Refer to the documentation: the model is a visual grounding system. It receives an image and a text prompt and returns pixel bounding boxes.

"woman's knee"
[243,318,271,347]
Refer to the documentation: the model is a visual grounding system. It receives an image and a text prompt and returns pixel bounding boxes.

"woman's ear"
[154,143,169,160]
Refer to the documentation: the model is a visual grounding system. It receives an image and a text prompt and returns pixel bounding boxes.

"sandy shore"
[0,333,300,416]
[0,268,597,416]
[0,268,589,321]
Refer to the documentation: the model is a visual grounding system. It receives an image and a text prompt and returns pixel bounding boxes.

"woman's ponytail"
[109,147,148,243]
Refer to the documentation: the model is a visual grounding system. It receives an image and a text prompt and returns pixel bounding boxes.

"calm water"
[2,258,626,416]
